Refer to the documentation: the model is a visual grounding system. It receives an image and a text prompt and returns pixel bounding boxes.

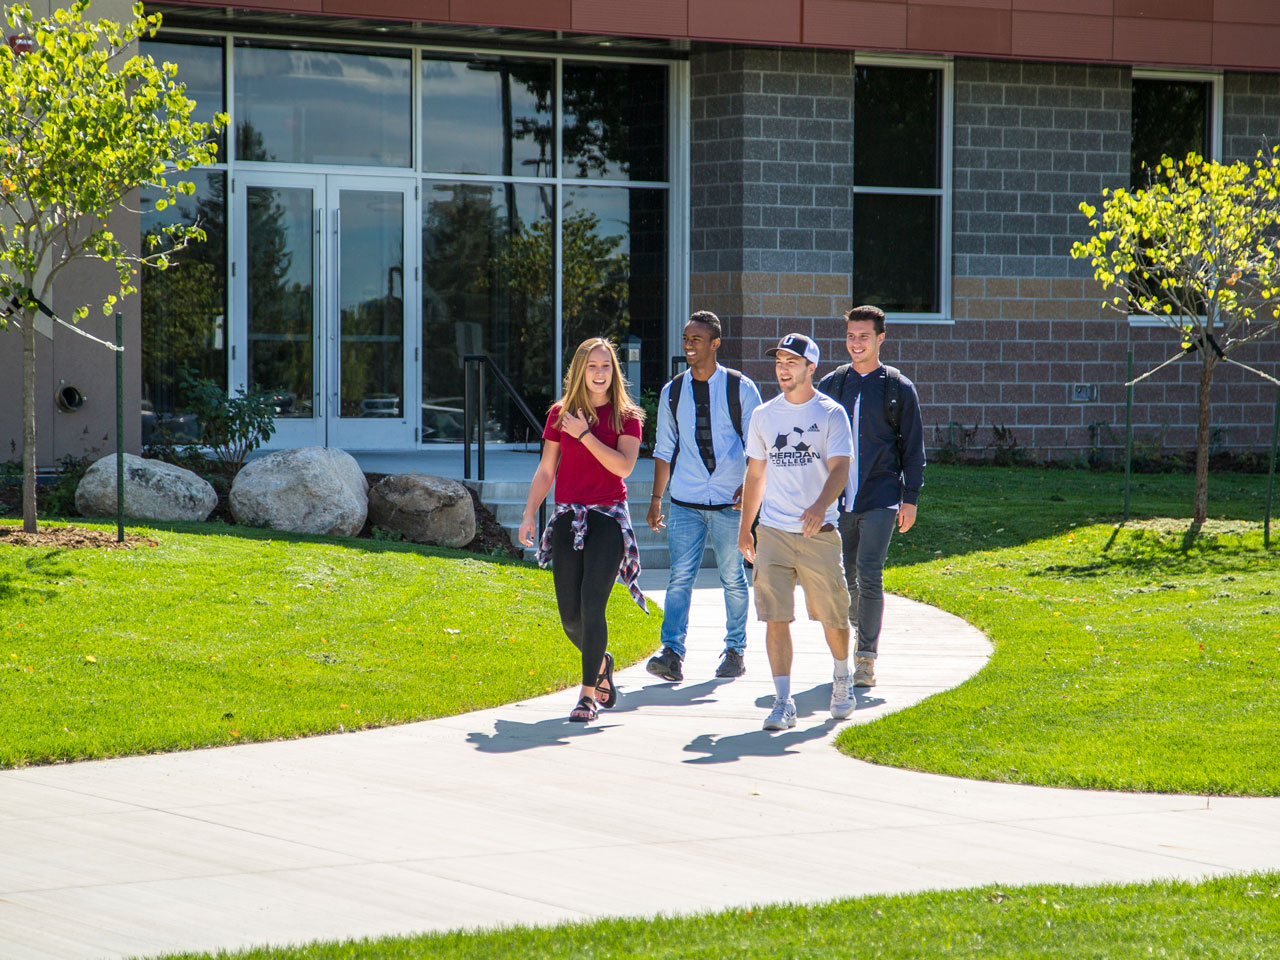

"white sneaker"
[830,674,854,719]
[763,697,797,730]
[854,656,876,687]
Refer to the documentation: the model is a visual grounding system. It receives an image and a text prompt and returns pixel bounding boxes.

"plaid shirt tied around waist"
[536,502,648,613]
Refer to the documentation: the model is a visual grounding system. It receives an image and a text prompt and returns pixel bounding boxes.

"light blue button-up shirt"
[653,365,763,507]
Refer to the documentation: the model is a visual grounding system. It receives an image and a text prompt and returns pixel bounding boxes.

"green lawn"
[146,873,1280,959]
[0,521,655,767]
[838,465,1280,796]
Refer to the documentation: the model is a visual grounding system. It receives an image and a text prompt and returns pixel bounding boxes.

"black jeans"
[838,508,897,659]
[551,510,624,688]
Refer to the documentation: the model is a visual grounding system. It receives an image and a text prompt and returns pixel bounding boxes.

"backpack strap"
[883,364,904,461]
[666,371,686,468]
[722,367,744,447]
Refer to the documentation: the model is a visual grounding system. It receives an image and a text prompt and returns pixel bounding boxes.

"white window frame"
[852,53,954,325]
[1127,68,1223,328]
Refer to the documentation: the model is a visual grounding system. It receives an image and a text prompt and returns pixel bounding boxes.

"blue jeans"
[659,503,749,658]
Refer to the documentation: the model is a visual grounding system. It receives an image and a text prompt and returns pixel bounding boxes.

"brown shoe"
[853,656,876,687]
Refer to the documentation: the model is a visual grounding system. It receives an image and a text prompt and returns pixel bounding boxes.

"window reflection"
[562,63,668,181]
[141,38,226,159]
[235,43,411,167]
[422,182,554,442]
[421,56,554,177]
[339,191,404,419]
[247,187,315,417]
[854,66,940,190]
[140,171,227,443]
[561,186,667,396]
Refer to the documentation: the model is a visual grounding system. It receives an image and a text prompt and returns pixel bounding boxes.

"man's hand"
[731,484,744,511]
[897,502,917,533]
[799,503,825,537]
[646,497,666,532]
[738,526,755,563]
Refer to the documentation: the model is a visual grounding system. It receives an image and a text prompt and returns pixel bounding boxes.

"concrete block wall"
[690,45,854,387]
[691,49,1280,459]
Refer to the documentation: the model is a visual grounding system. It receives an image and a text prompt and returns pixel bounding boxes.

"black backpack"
[667,368,745,468]
[827,363,904,459]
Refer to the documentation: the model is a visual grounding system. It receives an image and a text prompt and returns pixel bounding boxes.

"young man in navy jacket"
[817,305,926,687]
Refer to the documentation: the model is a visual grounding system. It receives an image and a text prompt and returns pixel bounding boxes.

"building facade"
[4,0,1279,465]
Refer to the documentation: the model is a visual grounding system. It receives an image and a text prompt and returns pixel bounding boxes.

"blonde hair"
[554,337,645,434]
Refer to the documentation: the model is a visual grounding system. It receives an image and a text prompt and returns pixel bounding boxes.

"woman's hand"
[518,515,538,547]
[561,407,591,441]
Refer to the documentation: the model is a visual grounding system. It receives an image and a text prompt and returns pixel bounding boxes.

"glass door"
[232,173,325,447]
[325,177,416,449]
[232,174,417,450]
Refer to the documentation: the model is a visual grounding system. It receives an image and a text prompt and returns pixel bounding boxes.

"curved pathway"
[1,571,1278,960]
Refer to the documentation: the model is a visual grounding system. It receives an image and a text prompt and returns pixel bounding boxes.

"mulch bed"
[0,524,158,550]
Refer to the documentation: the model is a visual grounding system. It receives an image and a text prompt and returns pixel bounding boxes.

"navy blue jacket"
[817,363,926,512]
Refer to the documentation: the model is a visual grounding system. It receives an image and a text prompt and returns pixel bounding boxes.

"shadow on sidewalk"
[682,719,839,764]
[466,717,619,753]
[754,684,885,718]
[608,678,729,714]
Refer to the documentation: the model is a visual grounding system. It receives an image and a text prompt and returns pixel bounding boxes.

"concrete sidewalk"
[2,572,1278,960]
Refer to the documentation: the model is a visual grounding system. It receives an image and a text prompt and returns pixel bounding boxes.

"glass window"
[139,171,227,443]
[141,37,226,161]
[247,186,317,418]
[853,194,940,315]
[852,64,946,315]
[1131,78,1210,187]
[854,66,939,189]
[422,182,554,442]
[421,56,554,177]
[561,186,667,394]
[562,63,668,181]
[234,42,411,167]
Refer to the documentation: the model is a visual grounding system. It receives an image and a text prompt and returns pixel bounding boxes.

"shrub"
[179,371,277,478]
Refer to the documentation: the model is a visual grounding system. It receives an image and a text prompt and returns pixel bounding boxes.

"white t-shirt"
[746,391,855,533]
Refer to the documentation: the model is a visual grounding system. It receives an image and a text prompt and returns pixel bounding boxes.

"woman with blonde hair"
[519,337,648,722]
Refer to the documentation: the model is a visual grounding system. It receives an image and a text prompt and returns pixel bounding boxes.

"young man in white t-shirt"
[737,333,857,730]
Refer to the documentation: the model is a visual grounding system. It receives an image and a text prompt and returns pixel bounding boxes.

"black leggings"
[550,510,624,688]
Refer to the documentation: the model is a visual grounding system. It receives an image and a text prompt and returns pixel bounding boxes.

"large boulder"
[368,474,476,548]
[75,454,218,522]
[229,447,368,537]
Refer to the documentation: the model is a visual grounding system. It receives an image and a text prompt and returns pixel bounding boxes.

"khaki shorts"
[753,524,851,629]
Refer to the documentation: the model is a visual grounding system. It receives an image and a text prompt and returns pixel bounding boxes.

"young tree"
[0,1,225,532]
[1072,149,1280,524]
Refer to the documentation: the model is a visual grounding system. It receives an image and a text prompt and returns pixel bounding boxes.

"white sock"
[833,658,849,679]
[773,675,791,701]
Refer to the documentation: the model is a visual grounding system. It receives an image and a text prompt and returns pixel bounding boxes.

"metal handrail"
[462,353,545,538]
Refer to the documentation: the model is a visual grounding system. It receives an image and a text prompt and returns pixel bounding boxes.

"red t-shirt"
[544,402,643,505]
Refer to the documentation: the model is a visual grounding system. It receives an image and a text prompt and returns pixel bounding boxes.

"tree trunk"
[1193,357,1214,526]
[21,302,37,534]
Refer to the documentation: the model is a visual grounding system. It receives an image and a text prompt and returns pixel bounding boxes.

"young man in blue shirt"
[818,305,926,688]
[646,311,763,682]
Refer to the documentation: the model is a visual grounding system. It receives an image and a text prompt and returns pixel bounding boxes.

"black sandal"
[596,652,617,709]
[569,696,597,722]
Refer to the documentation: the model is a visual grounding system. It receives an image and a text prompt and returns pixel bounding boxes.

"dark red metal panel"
[907,3,1012,55]
[449,0,572,30]
[1215,0,1280,26]
[1013,0,1112,12]
[1113,15,1210,65]
[1114,0,1210,20]
[1012,11,1112,60]
[688,0,802,43]
[324,0,446,19]
[1212,21,1280,69]
[572,0,688,35]
[803,0,908,49]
